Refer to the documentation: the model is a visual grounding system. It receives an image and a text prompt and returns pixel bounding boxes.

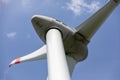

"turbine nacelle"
[32,15,88,61]
[31,15,74,43]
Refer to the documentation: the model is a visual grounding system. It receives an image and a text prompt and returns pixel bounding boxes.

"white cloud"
[6,32,17,39]
[66,0,100,16]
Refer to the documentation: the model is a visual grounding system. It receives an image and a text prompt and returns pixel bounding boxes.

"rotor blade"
[9,45,47,67]
[66,55,77,76]
[75,0,120,41]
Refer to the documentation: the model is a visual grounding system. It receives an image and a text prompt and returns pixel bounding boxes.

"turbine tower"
[9,0,120,80]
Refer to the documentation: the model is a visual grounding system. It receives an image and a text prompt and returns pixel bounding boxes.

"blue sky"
[0,0,120,80]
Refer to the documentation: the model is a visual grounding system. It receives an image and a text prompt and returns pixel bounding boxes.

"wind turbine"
[9,0,120,80]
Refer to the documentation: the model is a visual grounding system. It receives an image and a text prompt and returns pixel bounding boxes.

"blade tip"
[9,64,12,67]
[9,58,21,67]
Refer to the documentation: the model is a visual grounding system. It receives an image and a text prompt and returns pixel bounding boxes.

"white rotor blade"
[76,0,120,41]
[66,55,77,76]
[9,45,47,67]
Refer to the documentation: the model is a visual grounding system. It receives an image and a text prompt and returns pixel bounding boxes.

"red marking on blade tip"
[15,58,21,64]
